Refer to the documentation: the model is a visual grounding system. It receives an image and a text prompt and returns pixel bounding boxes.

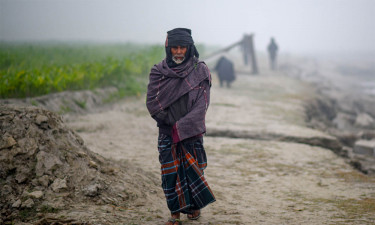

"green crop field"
[0,42,166,99]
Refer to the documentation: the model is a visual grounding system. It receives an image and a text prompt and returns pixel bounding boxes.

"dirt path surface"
[64,71,375,225]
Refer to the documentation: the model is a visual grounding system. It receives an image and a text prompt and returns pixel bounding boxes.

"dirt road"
[65,70,375,225]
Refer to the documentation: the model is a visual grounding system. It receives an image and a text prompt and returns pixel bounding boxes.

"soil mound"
[0,105,159,224]
[0,87,118,114]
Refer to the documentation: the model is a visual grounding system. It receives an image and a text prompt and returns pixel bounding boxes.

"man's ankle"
[171,212,180,218]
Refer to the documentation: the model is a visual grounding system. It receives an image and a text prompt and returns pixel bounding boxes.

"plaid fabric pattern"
[158,134,216,214]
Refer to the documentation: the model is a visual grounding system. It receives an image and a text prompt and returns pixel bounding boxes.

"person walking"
[146,28,215,225]
[267,37,279,70]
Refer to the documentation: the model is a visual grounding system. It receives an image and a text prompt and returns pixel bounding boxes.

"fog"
[1,0,375,55]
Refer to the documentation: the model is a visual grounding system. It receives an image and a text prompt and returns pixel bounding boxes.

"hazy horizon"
[1,0,375,56]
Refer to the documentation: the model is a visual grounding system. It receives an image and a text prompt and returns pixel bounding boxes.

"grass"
[40,205,59,213]
[59,105,72,114]
[19,207,37,221]
[304,197,375,222]
[30,100,38,106]
[335,171,375,183]
[333,198,375,220]
[284,190,375,222]
[0,42,165,99]
[73,99,86,109]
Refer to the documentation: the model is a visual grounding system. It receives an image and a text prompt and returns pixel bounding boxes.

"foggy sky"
[1,0,375,55]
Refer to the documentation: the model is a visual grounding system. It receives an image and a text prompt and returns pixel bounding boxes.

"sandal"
[187,210,201,220]
[167,218,182,225]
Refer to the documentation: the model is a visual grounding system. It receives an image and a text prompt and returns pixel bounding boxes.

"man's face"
[171,46,187,64]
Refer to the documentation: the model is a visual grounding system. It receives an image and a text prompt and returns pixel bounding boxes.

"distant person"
[267,37,279,70]
[215,56,236,88]
[146,28,215,225]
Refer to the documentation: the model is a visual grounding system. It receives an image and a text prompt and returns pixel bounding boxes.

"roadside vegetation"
[0,42,166,99]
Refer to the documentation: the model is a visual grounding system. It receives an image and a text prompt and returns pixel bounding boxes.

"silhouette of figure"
[267,38,278,70]
[215,56,235,88]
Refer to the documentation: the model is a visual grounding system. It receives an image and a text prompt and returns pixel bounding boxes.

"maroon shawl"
[146,57,211,141]
[146,57,210,116]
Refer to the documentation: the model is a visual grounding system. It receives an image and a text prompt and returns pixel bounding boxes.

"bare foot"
[166,212,181,225]
[187,209,201,220]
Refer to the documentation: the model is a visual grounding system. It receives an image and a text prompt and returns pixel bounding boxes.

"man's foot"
[166,212,181,225]
[187,209,201,220]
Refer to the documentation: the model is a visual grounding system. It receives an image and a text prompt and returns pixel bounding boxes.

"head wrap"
[165,28,199,68]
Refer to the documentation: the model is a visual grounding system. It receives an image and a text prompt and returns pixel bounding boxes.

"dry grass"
[333,198,375,220]
[284,191,375,222]
[335,171,375,183]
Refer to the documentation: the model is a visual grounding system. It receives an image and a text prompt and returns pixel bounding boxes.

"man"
[267,37,279,70]
[146,28,215,225]
[215,55,235,88]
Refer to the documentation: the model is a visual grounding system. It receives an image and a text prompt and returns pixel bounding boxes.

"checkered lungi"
[157,133,216,214]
